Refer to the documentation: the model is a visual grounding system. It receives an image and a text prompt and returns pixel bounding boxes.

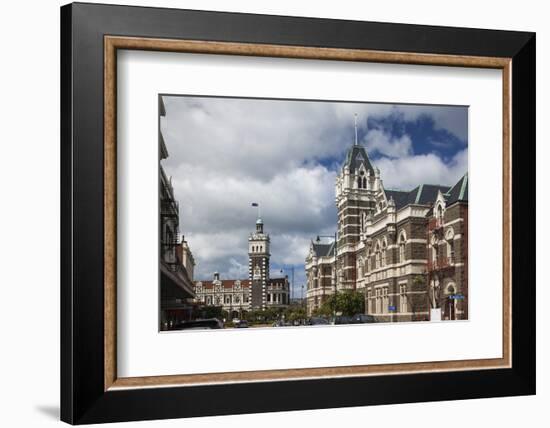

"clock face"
[253,266,261,279]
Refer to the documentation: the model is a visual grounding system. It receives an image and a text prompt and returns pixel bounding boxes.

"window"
[381,246,387,267]
[447,239,455,263]
[367,253,371,272]
[367,290,372,313]
[382,287,389,313]
[375,288,382,313]
[400,284,408,313]
[398,232,406,263]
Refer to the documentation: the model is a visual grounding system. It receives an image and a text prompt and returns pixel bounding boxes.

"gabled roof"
[384,190,409,210]
[445,173,468,205]
[311,242,335,258]
[411,184,451,205]
[343,145,375,174]
[196,279,251,289]
[385,184,450,211]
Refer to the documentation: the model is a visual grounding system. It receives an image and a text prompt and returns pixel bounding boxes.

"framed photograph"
[61,2,535,424]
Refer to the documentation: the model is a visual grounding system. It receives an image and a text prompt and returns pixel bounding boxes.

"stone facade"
[306,139,468,321]
[159,96,196,329]
[194,274,252,319]
[248,218,270,310]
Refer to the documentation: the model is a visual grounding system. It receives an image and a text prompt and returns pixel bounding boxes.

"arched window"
[362,177,367,189]
[381,240,387,267]
[436,204,444,224]
[446,240,455,263]
[399,284,408,312]
[445,227,455,264]
[445,283,456,295]
[357,176,362,189]
[375,288,382,313]
[398,231,406,263]
[375,242,381,269]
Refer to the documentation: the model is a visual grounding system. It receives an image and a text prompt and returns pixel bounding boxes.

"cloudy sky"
[160,95,468,296]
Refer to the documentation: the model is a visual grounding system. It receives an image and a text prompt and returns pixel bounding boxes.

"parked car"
[308,317,330,326]
[351,314,376,324]
[332,315,353,325]
[234,320,249,328]
[173,318,224,330]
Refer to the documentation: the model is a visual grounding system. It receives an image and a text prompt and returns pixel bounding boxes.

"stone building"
[194,216,290,315]
[248,217,270,309]
[306,135,468,322]
[159,96,196,329]
[194,273,252,319]
[305,241,335,314]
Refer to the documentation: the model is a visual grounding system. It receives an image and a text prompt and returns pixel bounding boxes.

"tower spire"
[251,202,263,233]
[251,202,261,220]
[354,113,358,146]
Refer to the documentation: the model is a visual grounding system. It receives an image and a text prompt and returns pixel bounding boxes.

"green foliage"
[284,306,307,322]
[199,305,224,319]
[413,274,426,287]
[318,290,365,317]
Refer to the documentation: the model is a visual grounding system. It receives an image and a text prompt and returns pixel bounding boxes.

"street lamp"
[316,231,338,323]
[279,266,294,305]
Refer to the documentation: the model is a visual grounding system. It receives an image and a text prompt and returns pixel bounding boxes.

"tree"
[318,290,365,317]
[199,305,223,320]
[284,306,307,323]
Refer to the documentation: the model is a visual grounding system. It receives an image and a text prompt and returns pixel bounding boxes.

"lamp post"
[279,266,294,306]
[316,231,338,323]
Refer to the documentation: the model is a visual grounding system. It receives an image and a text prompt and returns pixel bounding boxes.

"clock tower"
[248,216,270,310]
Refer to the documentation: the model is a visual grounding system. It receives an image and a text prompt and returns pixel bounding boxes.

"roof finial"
[354,113,358,146]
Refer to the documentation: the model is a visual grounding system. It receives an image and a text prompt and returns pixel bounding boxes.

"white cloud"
[161,96,467,284]
[376,149,468,190]
[363,128,413,158]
